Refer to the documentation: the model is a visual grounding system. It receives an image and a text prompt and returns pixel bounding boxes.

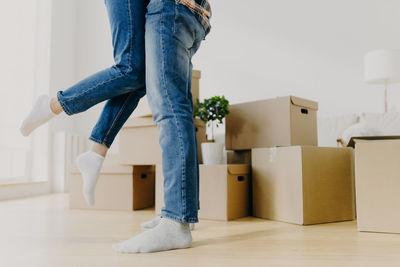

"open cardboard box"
[347,135,400,148]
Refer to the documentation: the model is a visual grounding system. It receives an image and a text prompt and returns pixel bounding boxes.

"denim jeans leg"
[89,88,146,148]
[56,0,148,119]
[145,0,205,223]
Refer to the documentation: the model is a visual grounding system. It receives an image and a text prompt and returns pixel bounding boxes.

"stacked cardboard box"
[226,96,355,225]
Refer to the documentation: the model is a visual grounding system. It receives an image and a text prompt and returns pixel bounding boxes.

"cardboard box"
[225,96,318,150]
[347,135,400,148]
[119,117,206,165]
[131,70,201,118]
[226,150,251,164]
[69,161,155,211]
[155,164,251,221]
[355,140,400,233]
[252,146,355,225]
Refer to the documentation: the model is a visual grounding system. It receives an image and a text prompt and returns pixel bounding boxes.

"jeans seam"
[102,93,133,145]
[62,72,124,103]
[88,136,111,148]
[160,6,187,218]
[127,0,133,73]
[161,211,198,223]
[56,91,73,115]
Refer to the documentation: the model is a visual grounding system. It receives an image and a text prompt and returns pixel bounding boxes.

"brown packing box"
[226,150,251,164]
[119,117,206,165]
[252,146,355,225]
[347,135,400,148]
[155,164,251,221]
[225,96,318,150]
[69,159,155,211]
[131,70,200,118]
[355,139,400,233]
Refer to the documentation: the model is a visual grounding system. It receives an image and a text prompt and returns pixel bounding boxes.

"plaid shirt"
[177,0,212,36]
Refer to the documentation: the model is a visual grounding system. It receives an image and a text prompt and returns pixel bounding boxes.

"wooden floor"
[1,194,400,267]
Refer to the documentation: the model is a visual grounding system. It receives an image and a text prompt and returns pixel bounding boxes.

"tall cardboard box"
[69,162,155,211]
[132,70,201,118]
[155,164,251,221]
[225,96,318,150]
[119,117,206,165]
[252,146,355,225]
[355,140,400,233]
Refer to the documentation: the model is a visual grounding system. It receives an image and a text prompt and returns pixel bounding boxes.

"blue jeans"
[57,0,148,147]
[57,0,205,223]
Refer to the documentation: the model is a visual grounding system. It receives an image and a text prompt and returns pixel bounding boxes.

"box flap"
[347,135,400,148]
[290,96,318,110]
[227,164,250,175]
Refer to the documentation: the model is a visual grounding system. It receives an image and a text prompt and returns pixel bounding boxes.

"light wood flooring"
[1,193,400,267]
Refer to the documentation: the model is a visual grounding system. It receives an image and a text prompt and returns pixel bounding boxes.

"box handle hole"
[301,108,308,114]
[141,173,147,179]
[237,176,245,182]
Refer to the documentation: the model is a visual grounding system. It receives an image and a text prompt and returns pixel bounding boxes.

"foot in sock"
[76,151,105,206]
[142,216,195,230]
[20,95,56,136]
[112,217,192,253]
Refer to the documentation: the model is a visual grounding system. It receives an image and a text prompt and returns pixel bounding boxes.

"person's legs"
[20,0,148,137]
[74,0,149,206]
[141,62,198,231]
[56,0,148,116]
[112,0,205,253]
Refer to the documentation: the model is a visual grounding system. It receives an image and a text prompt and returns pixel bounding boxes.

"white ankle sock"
[112,217,192,253]
[76,151,105,206]
[20,95,56,136]
[141,216,161,229]
[142,216,195,230]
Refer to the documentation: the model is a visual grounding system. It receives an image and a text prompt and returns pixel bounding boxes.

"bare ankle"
[91,142,108,157]
[50,97,63,115]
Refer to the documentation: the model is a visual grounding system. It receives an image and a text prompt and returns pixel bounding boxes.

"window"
[0,1,49,183]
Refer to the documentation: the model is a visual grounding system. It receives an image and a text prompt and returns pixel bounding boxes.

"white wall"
[48,0,78,134]
[193,0,400,116]
[51,0,400,140]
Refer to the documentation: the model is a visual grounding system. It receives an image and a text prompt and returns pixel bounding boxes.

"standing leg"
[112,0,206,253]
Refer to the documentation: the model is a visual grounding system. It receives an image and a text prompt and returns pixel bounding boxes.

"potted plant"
[195,95,230,164]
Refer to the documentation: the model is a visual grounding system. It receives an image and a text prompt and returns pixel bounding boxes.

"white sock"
[141,216,161,229]
[76,151,105,206]
[20,95,56,136]
[112,217,192,253]
[142,216,195,230]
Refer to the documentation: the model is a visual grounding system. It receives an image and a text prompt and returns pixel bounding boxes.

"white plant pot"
[201,142,224,165]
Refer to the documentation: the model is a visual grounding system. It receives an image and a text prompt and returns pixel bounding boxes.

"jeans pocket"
[174,4,197,49]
